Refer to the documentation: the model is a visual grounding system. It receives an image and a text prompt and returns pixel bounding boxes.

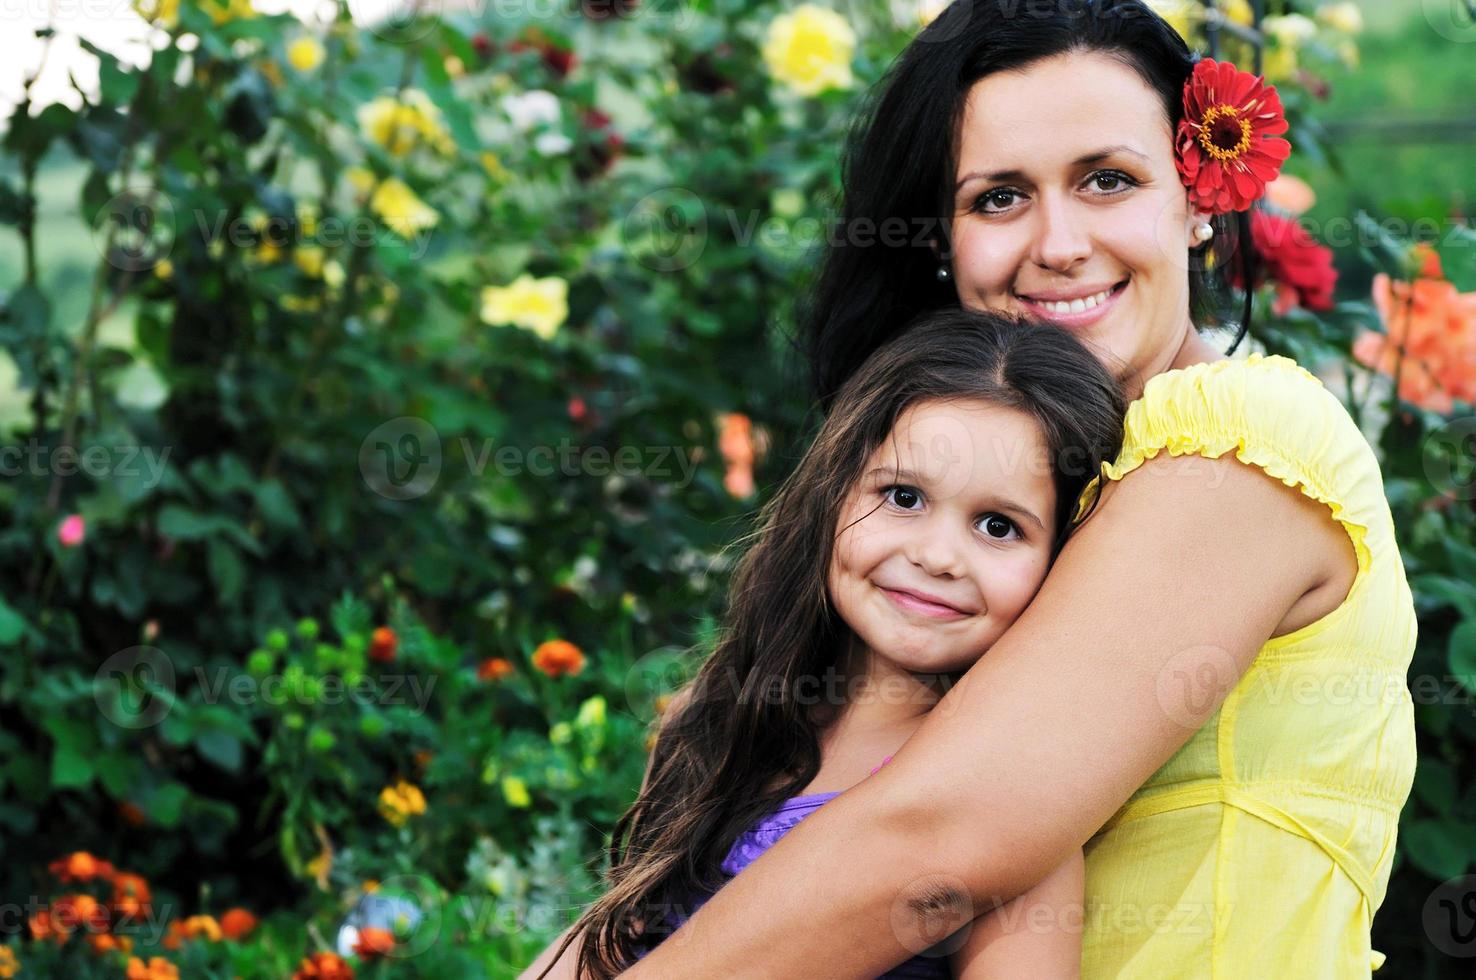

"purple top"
[632,760,954,978]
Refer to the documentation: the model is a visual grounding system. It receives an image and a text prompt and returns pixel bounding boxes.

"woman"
[620,0,1417,976]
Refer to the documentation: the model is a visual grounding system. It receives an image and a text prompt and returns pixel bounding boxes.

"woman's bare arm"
[620,451,1354,977]
[949,848,1083,978]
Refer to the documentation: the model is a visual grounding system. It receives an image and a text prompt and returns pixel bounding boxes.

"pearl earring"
[1192,222,1214,244]
[936,265,951,282]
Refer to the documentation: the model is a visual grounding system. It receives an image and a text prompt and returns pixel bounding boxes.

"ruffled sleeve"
[1070,352,1382,591]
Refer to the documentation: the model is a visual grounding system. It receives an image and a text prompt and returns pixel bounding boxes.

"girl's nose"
[907,523,966,579]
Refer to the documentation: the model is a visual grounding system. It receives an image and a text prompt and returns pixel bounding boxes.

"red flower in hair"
[1176,59,1291,215]
[1235,210,1338,315]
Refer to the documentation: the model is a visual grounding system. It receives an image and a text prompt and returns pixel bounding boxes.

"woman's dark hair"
[541,308,1126,978]
[802,0,1260,410]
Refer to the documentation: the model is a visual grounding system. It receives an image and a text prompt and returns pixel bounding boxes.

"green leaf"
[1412,575,1476,619]
[1413,759,1457,813]
[148,782,190,828]
[207,538,245,604]
[1403,818,1473,881]
[51,745,94,789]
[195,731,243,773]
[1449,619,1476,691]
[0,595,28,645]
[254,479,301,531]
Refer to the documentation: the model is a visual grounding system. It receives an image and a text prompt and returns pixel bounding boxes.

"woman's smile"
[1014,278,1130,329]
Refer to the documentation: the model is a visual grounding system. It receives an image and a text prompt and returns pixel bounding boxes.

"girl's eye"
[977,514,1020,540]
[883,485,923,510]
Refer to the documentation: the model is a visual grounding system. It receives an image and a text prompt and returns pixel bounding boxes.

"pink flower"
[58,514,85,548]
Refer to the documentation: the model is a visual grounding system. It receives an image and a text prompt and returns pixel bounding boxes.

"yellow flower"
[480,151,510,183]
[1145,0,1194,41]
[202,0,258,25]
[1316,2,1363,35]
[1220,0,1253,28]
[345,166,377,195]
[549,721,573,745]
[378,780,428,827]
[762,4,856,97]
[132,0,180,27]
[0,946,18,980]
[444,54,465,78]
[154,259,173,280]
[294,245,325,278]
[288,37,325,73]
[323,259,345,290]
[368,177,439,239]
[1261,14,1315,81]
[480,274,569,339]
[575,695,607,729]
[357,90,455,157]
[501,775,531,808]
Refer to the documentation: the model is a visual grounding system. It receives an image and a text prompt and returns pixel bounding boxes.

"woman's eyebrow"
[954,144,1149,192]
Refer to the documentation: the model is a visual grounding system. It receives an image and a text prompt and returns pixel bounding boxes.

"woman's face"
[948,50,1210,395]
[827,398,1057,676]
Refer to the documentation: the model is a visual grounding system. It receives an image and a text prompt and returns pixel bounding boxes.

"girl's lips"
[881,587,972,621]
[1016,279,1129,329]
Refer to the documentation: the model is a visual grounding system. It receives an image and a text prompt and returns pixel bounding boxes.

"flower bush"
[0,1,1471,977]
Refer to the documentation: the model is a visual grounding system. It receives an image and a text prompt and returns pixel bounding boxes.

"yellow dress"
[1068,353,1418,977]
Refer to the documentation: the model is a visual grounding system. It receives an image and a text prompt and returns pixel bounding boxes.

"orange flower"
[1353,248,1476,414]
[112,872,153,920]
[352,926,396,959]
[368,626,398,663]
[161,920,187,950]
[477,657,516,681]
[718,412,755,498]
[126,957,180,980]
[49,851,116,883]
[292,951,356,979]
[532,639,586,678]
[183,914,223,941]
[28,909,66,945]
[0,946,17,979]
[50,893,109,934]
[220,907,258,940]
[86,931,134,955]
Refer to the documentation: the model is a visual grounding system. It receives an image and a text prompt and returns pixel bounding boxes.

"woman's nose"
[1031,193,1092,271]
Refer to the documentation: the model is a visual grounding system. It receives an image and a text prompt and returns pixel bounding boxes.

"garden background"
[2,0,1475,976]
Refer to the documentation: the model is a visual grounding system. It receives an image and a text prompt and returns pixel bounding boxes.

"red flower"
[292,951,354,980]
[509,28,576,79]
[368,626,397,663]
[1176,59,1291,215]
[219,907,258,941]
[1235,211,1337,314]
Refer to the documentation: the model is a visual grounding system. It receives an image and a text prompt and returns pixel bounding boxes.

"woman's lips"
[1015,279,1129,328]
[881,587,972,620]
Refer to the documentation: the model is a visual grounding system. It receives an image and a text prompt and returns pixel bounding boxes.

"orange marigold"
[50,893,109,935]
[352,926,396,959]
[0,946,17,979]
[292,951,356,979]
[531,639,586,678]
[126,956,179,980]
[86,931,134,955]
[28,909,66,945]
[111,872,152,920]
[48,851,116,883]
[368,626,398,663]
[219,907,258,940]
[477,656,516,681]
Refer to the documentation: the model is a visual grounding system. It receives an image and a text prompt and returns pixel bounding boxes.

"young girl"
[523,307,1126,979]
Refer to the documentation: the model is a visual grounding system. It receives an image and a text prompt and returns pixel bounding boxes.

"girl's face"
[948,50,1210,396]
[827,397,1057,675]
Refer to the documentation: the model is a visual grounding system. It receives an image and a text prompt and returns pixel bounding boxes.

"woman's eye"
[973,189,1021,214]
[977,514,1019,540]
[1089,170,1135,193]
[883,485,923,510]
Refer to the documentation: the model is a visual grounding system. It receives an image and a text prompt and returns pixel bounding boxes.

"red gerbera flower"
[1176,59,1291,215]
[1236,210,1338,315]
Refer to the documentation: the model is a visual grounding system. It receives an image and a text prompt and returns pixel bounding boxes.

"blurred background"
[1,0,1473,976]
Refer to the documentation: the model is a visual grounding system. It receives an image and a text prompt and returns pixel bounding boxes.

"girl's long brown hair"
[539,308,1127,978]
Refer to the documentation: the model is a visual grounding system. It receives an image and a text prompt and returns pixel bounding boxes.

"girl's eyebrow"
[863,466,1046,532]
[954,144,1149,192]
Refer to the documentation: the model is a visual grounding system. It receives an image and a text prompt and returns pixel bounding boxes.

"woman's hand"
[619,450,1352,977]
